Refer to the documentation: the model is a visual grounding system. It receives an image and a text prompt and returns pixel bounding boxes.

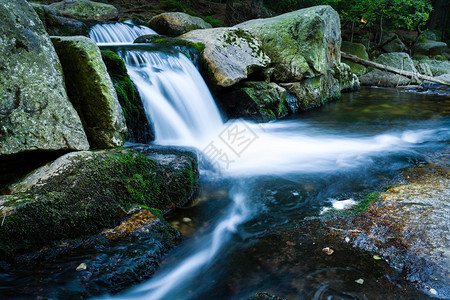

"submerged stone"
[52,36,127,148]
[0,0,89,157]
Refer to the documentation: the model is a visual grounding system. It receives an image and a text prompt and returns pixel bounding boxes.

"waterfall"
[121,50,224,146]
[89,21,157,44]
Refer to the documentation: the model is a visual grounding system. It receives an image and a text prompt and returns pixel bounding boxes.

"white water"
[89,21,157,45]
[122,51,224,145]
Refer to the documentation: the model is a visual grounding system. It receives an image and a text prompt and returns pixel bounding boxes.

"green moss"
[101,50,154,143]
[135,35,206,53]
[0,148,198,261]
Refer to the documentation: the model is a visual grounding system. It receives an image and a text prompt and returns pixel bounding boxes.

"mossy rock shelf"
[0,146,199,261]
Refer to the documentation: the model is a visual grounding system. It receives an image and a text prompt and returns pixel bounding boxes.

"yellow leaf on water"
[373,255,382,260]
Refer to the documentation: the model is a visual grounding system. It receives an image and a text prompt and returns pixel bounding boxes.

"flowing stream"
[1,22,448,300]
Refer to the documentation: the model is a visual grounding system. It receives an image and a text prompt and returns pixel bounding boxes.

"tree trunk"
[341,52,450,86]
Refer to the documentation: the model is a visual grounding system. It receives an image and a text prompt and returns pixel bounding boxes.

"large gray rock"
[50,0,118,21]
[359,52,420,87]
[181,28,271,87]
[0,0,89,157]
[52,36,127,148]
[150,12,212,36]
[236,5,341,82]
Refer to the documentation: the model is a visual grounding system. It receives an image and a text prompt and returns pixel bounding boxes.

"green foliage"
[320,0,432,31]
[265,0,432,32]
[203,16,224,28]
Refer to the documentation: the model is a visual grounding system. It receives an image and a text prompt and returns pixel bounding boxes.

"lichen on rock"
[0,0,89,157]
[51,36,127,148]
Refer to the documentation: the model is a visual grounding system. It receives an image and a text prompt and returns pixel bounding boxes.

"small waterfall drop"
[89,21,157,44]
[121,50,224,146]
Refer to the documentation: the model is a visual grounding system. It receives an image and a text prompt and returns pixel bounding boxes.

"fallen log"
[341,52,450,86]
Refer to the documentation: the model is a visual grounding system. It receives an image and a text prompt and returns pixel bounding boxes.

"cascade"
[89,21,157,44]
[121,50,224,146]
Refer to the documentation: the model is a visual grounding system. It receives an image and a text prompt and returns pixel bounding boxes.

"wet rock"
[332,62,360,92]
[0,146,199,261]
[325,155,450,298]
[2,208,180,297]
[341,41,369,76]
[150,12,212,36]
[181,28,270,87]
[280,73,341,110]
[52,36,127,148]
[0,0,89,157]
[101,50,154,143]
[50,0,119,21]
[219,81,289,122]
[359,52,420,87]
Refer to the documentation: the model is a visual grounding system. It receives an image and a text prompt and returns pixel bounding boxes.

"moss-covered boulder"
[0,146,199,261]
[49,0,118,21]
[236,5,341,82]
[341,41,369,76]
[220,82,289,122]
[0,0,89,157]
[359,52,420,87]
[149,12,212,36]
[101,50,154,143]
[52,36,127,148]
[181,28,271,87]
[31,3,89,37]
